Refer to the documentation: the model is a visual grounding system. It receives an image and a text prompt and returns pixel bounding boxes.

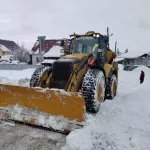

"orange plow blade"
[0,84,85,132]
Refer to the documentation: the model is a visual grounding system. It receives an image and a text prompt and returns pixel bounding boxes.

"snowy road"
[0,120,66,150]
[0,66,150,150]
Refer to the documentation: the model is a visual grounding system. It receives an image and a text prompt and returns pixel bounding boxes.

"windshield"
[69,37,98,55]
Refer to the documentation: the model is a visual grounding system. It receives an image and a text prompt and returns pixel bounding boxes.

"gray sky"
[0,0,150,53]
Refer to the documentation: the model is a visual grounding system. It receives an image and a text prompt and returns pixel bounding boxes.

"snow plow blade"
[0,84,85,133]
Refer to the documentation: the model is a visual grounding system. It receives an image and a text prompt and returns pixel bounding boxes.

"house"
[31,54,44,65]
[0,39,20,51]
[0,44,12,56]
[115,51,150,70]
[31,38,70,54]
[31,37,70,65]
[0,39,20,61]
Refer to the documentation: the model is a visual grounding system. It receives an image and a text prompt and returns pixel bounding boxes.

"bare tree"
[12,43,30,63]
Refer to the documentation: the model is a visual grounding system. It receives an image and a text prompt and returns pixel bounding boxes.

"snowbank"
[0,69,35,80]
[0,68,35,86]
[43,45,64,58]
[63,67,150,150]
[2,104,79,132]
[118,64,124,71]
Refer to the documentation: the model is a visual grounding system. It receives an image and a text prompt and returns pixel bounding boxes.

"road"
[0,120,66,150]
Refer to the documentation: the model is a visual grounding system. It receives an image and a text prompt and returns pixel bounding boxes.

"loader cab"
[69,33,108,66]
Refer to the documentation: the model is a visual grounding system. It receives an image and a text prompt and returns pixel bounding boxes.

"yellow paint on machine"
[64,53,88,59]
[104,63,112,78]
[0,84,85,123]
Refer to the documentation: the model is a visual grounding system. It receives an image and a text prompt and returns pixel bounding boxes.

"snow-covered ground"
[0,65,150,150]
[63,65,150,150]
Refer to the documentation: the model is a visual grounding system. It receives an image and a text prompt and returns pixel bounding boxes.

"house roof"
[0,44,11,52]
[43,45,64,58]
[118,51,150,59]
[31,39,70,54]
[0,39,20,51]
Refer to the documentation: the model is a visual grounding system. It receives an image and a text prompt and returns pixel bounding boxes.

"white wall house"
[32,54,44,65]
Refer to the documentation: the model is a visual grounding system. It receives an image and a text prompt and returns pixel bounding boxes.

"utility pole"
[115,41,117,53]
[107,27,110,49]
[107,27,113,50]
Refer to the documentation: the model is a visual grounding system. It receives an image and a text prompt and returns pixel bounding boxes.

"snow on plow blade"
[0,84,85,133]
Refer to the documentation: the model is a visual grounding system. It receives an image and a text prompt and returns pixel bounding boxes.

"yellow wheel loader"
[0,30,118,134]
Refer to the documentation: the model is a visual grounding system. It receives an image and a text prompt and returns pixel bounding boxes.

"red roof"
[31,39,70,53]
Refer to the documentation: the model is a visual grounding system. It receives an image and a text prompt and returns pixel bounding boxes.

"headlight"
[93,34,96,37]
[97,34,100,37]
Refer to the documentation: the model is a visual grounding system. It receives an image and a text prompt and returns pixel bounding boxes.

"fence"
[0,64,41,70]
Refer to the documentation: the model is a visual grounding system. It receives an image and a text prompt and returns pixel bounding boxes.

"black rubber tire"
[29,66,50,87]
[82,69,105,113]
[106,75,117,99]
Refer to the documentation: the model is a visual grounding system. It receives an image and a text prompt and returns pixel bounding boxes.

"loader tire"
[30,66,50,87]
[82,69,105,113]
[106,74,117,99]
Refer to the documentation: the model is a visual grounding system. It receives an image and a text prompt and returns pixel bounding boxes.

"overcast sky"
[0,0,150,53]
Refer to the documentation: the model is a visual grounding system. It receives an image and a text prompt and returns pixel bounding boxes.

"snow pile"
[1,104,81,132]
[0,69,35,80]
[118,64,124,71]
[63,66,150,150]
[0,68,35,86]
[43,45,64,58]
[10,60,20,64]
